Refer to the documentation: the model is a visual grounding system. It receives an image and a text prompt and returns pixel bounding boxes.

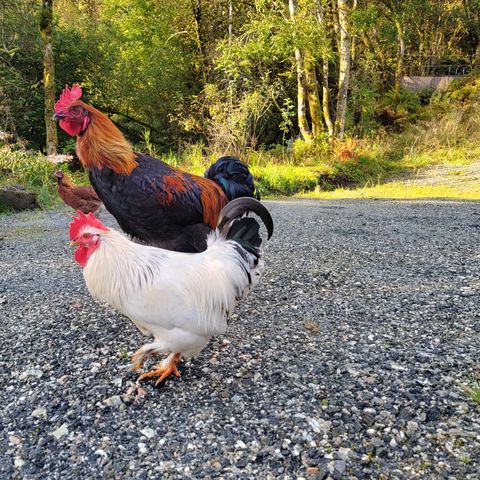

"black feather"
[204,156,260,201]
[217,197,273,240]
[218,198,274,259]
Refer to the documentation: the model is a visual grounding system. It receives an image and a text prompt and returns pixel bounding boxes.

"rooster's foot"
[136,353,181,385]
[131,348,156,372]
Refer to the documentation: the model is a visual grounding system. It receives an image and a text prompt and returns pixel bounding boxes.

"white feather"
[81,226,264,358]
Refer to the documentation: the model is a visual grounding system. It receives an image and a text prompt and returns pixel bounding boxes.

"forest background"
[1,0,480,205]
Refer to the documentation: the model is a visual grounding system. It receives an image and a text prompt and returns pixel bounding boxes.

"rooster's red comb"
[55,84,83,113]
[69,211,108,240]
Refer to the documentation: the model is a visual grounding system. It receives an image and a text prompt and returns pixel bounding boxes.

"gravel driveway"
[0,199,479,479]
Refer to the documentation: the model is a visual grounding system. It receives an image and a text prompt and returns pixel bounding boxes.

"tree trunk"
[228,0,233,43]
[40,0,58,155]
[315,0,334,136]
[305,57,323,137]
[394,18,405,91]
[190,0,208,85]
[289,0,313,142]
[321,59,334,136]
[335,0,351,140]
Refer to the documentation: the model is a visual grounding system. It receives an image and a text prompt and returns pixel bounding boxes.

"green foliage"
[181,78,281,153]
[0,144,61,208]
[251,164,331,196]
[465,380,480,406]
[375,89,431,130]
[2,0,480,204]
[0,1,44,147]
[140,128,158,157]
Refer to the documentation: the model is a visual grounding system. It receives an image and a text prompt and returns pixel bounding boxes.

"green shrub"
[0,146,61,208]
[251,164,332,196]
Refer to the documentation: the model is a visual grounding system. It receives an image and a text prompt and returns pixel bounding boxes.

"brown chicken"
[54,170,103,214]
[53,84,259,252]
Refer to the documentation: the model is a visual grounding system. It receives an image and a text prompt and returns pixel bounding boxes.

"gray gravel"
[0,199,479,479]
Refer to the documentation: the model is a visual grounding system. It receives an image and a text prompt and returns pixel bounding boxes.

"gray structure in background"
[400,75,459,92]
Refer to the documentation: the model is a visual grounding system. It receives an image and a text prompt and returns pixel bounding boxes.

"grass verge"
[299,182,480,200]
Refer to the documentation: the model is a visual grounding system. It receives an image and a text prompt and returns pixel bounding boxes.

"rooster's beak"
[69,240,79,248]
[53,113,65,121]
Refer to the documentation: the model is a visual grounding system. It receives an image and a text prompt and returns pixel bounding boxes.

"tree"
[334,0,351,140]
[289,0,313,142]
[315,0,334,136]
[40,0,58,155]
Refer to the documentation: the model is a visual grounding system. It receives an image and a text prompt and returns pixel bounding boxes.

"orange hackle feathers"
[194,177,228,228]
[70,211,109,240]
[76,103,138,175]
[157,173,188,206]
[55,84,83,113]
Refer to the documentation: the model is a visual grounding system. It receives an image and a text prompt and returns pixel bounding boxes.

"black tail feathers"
[217,197,274,256]
[204,156,260,201]
[226,217,262,256]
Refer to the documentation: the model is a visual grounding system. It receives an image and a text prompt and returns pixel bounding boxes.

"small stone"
[138,443,147,455]
[103,395,123,408]
[9,435,21,445]
[140,428,155,439]
[31,407,47,419]
[235,440,247,449]
[14,457,25,468]
[236,457,248,468]
[337,447,353,460]
[90,362,101,373]
[406,421,419,437]
[94,449,107,458]
[50,423,69,440]
[112,377,123,387]
[19,368,43,380]
[308,417,331,434]
[328,460,346,478]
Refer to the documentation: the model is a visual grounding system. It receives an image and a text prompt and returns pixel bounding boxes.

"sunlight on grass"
[400,145,480,170]
[300,182,480,200]
[251,164,331,196]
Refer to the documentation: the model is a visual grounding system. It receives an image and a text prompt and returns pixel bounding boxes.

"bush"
[0,144,66,208]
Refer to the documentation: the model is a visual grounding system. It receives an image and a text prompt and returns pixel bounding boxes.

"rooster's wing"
[89,154,228,251]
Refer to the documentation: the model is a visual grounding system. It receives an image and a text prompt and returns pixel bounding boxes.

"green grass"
[301,182,480,200]
[251,164,332,196]
[0,145,93,209]
[0,147,59,208]
[396,144,480,171]
[465,380,480,406]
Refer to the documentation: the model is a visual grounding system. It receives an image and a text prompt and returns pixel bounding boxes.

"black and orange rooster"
[54,170,103,215]
[53,84,259,252]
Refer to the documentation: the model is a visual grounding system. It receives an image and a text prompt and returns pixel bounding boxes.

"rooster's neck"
[76,103,138,175]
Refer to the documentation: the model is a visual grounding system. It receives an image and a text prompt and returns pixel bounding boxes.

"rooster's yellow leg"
[136,353,181,385]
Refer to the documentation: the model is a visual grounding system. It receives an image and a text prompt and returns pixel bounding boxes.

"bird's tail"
[217,197,273,258]
[204,156,260,201]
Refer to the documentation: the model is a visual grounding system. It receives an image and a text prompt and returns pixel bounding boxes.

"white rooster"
[69,198,273,385]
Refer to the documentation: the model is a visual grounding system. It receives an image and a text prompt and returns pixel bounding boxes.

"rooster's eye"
[72,106,80,113]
